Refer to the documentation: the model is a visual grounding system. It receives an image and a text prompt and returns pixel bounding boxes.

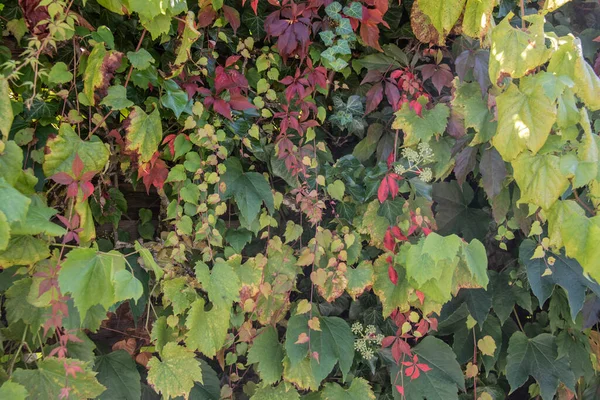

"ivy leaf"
[48,62,73,85]
[194,259,241,309]
[185,298,230,358]
[462,0,494,39]
[394,336,465,400]
[247,326,284,385]
[506,332,575,400]
[321,378,375,400]
[493,81,557,161]
[100,85,133,110]
[417,0,467,44]
[0,76,13,140]
[221,157,274,225]
[251,383,300,400]
[43,124,110,178]
[147,342,203,400]
[512,152,569,210]
[392,100,449,146]
[12,358,106,399]
[127,48,155,70]
[285,315,354,384]
[125,106,163,163]
[95,350,142,400]
[0,381,28,399]
[161,80,190,118]
[520,239,600,320]
[460,239,489,288]
[488,13,551,86]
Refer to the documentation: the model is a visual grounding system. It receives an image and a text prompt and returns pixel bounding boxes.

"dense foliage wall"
[0,0,600,399]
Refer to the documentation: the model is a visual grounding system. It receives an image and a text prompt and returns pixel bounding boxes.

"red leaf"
[387,174,399,200]
[229,93,255,111]
[417,363,432,373]
[198,7,217,28]
[80,182,94,201]
[377,176,389,203]
[396,386,405,396]
[213,98,232,119]
[381,336,396,348]
[222,6,240,34]
[415,290,425,305]
[391,226,407,241]
[384,228,395,252]
[365,82,384,114]
[388,265,398,285]
[71,154,84,178]
[138,156,168,193]
[51,172,75,185]
[225,55,241,68]
[385,81,401,110]
[391,339,411,364]
[67,182,79,198]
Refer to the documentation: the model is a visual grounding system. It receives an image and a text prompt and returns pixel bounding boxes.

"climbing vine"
[0,0,600,399]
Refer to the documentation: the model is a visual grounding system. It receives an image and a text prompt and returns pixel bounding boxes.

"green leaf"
[506,332,575,400]
[0,235,50,267]
[451,80,496,143]
[10,200,66,236]
[161,80,190,118]
[0,141,24,186]
[342,2,363,19]
[97,0,128,15]
[417,0,467,44]
[327,180,345,201]
[162,277,197,315]
[125,106,163,163]
[321,378,375,400]
[0,76,13,140]
[12,358,106,399]
[0,382,28,400]
[0,212,8,251]
[221,158,274,226]
[43,124,110,177]
[431,181,490,241]
[95,350,142,400]
[134,242,163,278]
[251,383,300,400]
[460,239,489,287]
[113,269,144,304]
[174,12,201,65]
[247,326,284,385]
[83,42,119,106]
[48,62,73,85]
[398,336,465,400]
[520,239,600,320]
[100,85,133,110]
[345,261,374,299]
[194,259,241,309]
[58,248,141,319]
[373,255,410,317]
[185,298,230,358]
[548,35,600,111]
[512,152,569,210]
[285,315,354,384]
[127,48,155,70]
[493,81,557,161]
[147,342,203,400]
[353,123,383,162]
[91,25,115,49]
[488,13,551,86]
[392,100,449,146]
[0,177,30,224]
[5,278,47,331]
[185,360,221,400]
[462,0,494,39]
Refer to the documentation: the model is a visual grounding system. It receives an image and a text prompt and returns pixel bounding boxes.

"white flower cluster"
[352,322,384,360]
[393,142,435,183]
